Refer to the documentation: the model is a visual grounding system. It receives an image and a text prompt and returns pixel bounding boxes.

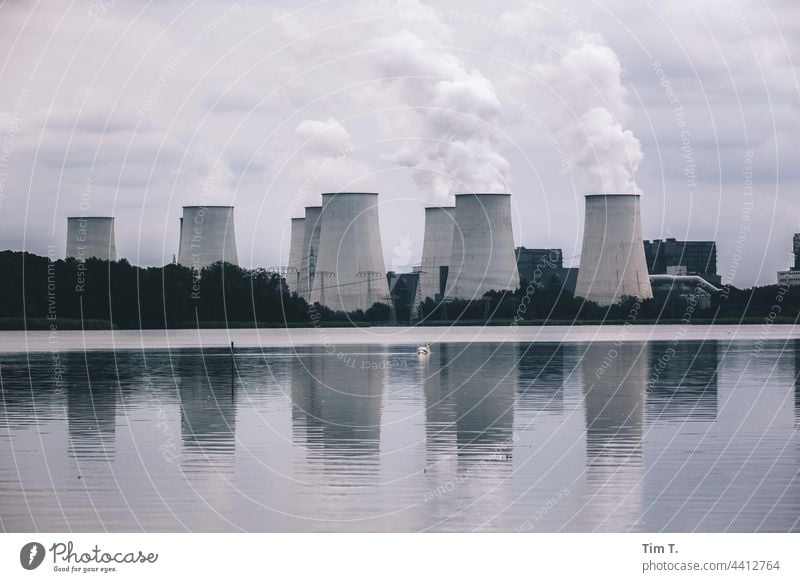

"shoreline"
[2,324,799,353]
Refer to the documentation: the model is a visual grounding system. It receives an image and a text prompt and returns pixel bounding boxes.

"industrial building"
[309,192,389,312]
[777,233,800,287]
[298,205,323,299]
[644,238,720,286]
[418,206,455,302]
[65,216,117,261]
[575,194,653,306]
[445,193,520,299]
[515,247,578,293]
[177,205,238,270]
[387,270,420,322]
[286,217,306,294]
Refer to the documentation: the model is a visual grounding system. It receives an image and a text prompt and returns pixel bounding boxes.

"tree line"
[1,250,798,329]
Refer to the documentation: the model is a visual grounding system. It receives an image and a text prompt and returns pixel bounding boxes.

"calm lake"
[1,328,799,532]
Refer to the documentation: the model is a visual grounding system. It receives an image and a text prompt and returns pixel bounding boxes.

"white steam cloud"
[511,23,643,193]
[372,17,511,203]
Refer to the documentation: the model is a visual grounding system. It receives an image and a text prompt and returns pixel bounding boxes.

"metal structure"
[286,217,306,294]
[418,206,455,302]
[574,194,653,306]
[65,216,117,261]
[309,192,388,312]
[177,205,238,270]
[445,193,520,299]
[298,205,323,298]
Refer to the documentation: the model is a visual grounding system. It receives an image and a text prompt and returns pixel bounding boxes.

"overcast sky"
[0,0,797,287]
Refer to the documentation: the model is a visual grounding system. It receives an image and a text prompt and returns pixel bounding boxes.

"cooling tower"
[418,206,455,301]
[286,217,306,294]
[177,205,238,270]
[298,205,323,298]
[574,194,653,306]
[445,193,520,299]
[309,192,388,312]
[65,216,117,261]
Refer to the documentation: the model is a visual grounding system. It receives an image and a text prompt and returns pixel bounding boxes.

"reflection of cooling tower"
[286,217,306,294]
[424,344,517,460]
[580,342,648,531]
[298,206,322,298]
[575,194,653,306]
[177,206,238,269]
[65,217,116,261]
[290,346,384,458]
[309,193,388,312]
[177,352,236,458]
[418,206,455,301]
[445,193,520,299]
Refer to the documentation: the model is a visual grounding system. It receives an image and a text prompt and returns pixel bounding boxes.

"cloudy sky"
[0,0,797,287]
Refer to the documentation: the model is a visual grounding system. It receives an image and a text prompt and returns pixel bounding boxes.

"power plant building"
[65,216,117,261]
[644,238,720,286]
[575,194,653,306]
[286,217,306,294]
[777,233,800,287]
[309,193,389,312]
[177,206,238,270]
[445,193,520,299]
[418,206,455,301]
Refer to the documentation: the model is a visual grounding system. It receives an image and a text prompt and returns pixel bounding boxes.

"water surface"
[1,336,798,532]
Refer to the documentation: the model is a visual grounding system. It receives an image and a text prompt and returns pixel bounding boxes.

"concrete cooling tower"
[298,205,323,298]
[418,206,455,302]
[286,217,306,294]
[65,216,117,261]
[309,192,388,312]
[177,205,238,270]
[445,193,520,299]
[574,194,653,306]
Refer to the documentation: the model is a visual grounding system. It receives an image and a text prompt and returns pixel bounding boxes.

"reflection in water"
[61,352,119,463]
[176,351,236,458]
[1,338,799,532]
[423,344,516,461]
[796,340,800,426]
[647,342,718,423]
[290,347,384,462]
[516,343,564,414]
[174,351,237,490]
[579,342,649,531]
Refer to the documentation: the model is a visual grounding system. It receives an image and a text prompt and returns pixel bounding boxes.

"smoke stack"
[445,193,520,299]
[309,192,388,312]
[65,216,116,261]
[298,205,323,299]
[177,205,238,270]
[286,217,306,294]
[418,206,455,301]
[574,193,653,306]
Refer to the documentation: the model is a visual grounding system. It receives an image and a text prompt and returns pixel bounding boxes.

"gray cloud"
[0,0,797,285]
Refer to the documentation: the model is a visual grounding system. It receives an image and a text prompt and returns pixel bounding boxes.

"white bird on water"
[417,343,432,356]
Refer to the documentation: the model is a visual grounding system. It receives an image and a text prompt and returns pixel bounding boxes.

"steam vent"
[309,192,388,312]
[445,193,520,299]
[177,205,238,270]
[65,216,117,261]
[574,193,653,306]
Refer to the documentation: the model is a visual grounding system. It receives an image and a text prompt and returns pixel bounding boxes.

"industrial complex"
[62,186,800,318]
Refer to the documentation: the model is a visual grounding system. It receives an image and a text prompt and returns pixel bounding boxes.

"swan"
[417,343,432,356]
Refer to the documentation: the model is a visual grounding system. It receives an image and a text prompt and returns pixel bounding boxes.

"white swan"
[417,343,432,356]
